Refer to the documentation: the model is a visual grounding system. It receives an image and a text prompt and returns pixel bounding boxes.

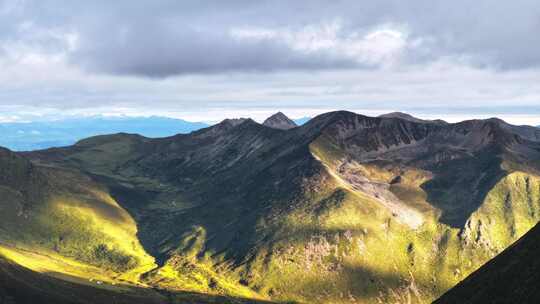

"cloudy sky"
[1,0,540,125]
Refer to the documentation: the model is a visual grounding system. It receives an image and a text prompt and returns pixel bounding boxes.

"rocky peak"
[262,112,297,130]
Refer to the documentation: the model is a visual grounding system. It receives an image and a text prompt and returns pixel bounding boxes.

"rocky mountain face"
[2,111,540,303]
[434,222,540,303]
[262,112,298,129]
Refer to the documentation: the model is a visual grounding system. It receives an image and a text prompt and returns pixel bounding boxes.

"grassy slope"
[0,147,157,292]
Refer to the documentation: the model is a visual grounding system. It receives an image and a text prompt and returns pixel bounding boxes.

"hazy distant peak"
[379,112,447,124]
[379,112,423,122]
[263,112,297,130]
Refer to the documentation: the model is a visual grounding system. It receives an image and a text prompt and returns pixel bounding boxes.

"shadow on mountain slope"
[0,254,281,304]
[421,147,507,228]
[434,222,540,304]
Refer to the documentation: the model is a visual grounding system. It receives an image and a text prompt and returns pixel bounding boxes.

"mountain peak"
[221,118,249,127]
[263,112,297,130]
[191,118,252,138]
[379,112,447,124]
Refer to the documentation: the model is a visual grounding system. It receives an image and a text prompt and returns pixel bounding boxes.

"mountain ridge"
[378,111,448,124]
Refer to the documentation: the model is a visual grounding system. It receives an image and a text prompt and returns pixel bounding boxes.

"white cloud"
[230,20,412,67]
[0,114,22,123]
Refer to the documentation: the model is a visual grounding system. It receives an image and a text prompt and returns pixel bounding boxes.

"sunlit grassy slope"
[0,155,155,286]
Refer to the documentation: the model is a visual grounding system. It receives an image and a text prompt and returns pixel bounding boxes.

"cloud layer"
[0,0,539,124]
[2,0,540,77]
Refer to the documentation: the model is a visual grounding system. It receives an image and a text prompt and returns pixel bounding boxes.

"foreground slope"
[0,254,163,304]
[0,253,278,304]
[434,222,540,303]
[7,111,540,303]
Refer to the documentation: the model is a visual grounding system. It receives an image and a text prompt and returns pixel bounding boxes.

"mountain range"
[1,111,540,303]
[0,116,209,151]
[0,116,311,152]
[0,116,208,151]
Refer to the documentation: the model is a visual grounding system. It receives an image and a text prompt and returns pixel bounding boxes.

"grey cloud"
[71,22,357,77]
[1,0,540,77]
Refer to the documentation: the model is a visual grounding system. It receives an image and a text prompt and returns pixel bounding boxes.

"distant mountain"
[3,110,540,303]
[262,112,297,129]
[0,116,208,151]
[434,222,540,303]
[378,111,447,124]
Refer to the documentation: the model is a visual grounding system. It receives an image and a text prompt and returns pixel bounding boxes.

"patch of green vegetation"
[143,226,266,301]
[462,172,540,250]
[0,172,155,282]
[308,134,346,168]
[18,203,137,272]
